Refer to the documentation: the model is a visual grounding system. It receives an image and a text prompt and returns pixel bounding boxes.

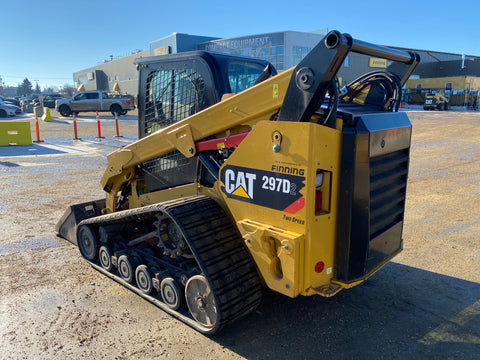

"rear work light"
[314,170,331,214]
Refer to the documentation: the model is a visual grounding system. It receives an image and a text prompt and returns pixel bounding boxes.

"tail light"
[315,170,331,214]
[126,100,131,105]
[315,190,323,212]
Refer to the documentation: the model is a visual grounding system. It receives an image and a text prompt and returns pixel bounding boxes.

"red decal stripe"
[283,196,305,214]
[196,130,250,152]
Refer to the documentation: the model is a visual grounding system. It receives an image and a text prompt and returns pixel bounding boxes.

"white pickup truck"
[55,91,135,117]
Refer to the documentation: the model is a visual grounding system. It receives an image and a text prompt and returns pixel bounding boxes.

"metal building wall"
[73,50,149,96]
[150,33,219,55]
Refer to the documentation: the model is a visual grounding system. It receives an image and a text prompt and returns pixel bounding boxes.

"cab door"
[70,92,87,111]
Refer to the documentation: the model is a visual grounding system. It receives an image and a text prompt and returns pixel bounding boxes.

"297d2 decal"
[220,165,306,214]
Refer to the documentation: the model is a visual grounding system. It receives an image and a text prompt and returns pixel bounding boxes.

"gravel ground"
[0,110,479,359]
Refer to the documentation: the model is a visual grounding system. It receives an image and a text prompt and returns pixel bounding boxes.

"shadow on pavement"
[213,263,480,360]
[0,144,68,157]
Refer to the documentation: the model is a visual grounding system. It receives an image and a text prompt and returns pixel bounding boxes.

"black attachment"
[277,30,419,123]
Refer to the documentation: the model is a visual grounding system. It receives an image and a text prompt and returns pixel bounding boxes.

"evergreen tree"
[17,78,33,96]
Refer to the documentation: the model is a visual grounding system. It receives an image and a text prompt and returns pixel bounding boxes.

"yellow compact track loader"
[56,31,419,334]
[424,92,450,110]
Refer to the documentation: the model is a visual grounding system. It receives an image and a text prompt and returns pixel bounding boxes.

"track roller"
[117,255,136,283]
[160,277,182,310]
[98,245,113,271]
[135,265,153,294]
[77,225,98,261]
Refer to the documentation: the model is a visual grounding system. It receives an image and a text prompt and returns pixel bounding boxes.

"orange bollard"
[114,112,122,138]
[33,112,43,143]
[73,113,80,140]
[96,111,104,139]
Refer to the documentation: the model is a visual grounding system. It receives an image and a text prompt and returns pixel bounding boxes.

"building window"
[445,82,452,91]
[416,83,422,94]
[77,75,87,85]
[292,46,312,66]
[115,75,119,81]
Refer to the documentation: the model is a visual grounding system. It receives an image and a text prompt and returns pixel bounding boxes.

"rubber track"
[78,195,263,334]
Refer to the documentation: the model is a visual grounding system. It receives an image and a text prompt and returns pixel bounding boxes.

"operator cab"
[135,51,276,139]
[134,52,276,193]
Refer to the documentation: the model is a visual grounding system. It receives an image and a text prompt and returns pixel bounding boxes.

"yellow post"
[0,122,32,146]
[42,108,55,122]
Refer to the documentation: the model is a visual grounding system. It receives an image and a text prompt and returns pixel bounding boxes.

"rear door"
[85,92,101,111]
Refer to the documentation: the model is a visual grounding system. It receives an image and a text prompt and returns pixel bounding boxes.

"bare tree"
[43,86,60,94]
[61,84,76,97]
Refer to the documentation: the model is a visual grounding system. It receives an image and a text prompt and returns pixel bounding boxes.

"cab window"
[145,67,206,135]
[86,92,99,100]
[227,61,266,93]
[73,93,86,101]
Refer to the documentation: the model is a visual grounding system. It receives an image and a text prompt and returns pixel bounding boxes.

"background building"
[150,33,220,56]
[73,50,149,96]
[73,29,480,107]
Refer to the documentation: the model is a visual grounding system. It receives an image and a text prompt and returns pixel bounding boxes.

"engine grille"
[369,149,409,239]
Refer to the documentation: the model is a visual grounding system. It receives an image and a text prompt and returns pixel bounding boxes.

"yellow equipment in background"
[424,92,450,110]
[56,31,419,334]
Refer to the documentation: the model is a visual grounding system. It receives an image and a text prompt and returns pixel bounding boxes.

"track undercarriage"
[76,196,262,334]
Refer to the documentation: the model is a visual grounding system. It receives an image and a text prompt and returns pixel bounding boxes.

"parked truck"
[55,91,135,117]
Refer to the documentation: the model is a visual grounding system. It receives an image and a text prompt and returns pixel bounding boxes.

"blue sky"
[1,0,479,90]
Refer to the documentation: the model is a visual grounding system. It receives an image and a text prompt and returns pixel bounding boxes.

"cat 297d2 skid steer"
[56,31,419,334]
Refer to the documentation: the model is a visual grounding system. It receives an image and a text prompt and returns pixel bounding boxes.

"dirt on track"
[0,111,479,360]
